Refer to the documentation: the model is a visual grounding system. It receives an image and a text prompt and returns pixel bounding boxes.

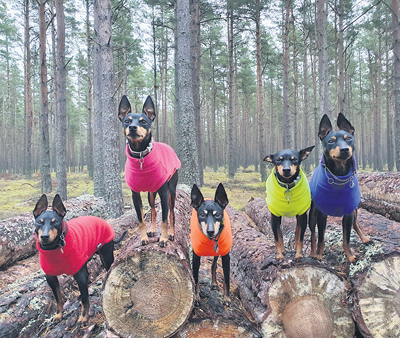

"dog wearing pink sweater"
[119,95,181,247]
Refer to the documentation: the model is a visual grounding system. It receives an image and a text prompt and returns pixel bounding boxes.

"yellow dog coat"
[266,168,311,217]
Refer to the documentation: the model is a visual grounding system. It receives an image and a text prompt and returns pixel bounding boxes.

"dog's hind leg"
[132,190,148,245]
[221,254,231,305]
[352,209,371,244]
[74,264,90,325]
[168,171,178,241]
[148,191,157,237]
[309,203,318,258]
[158,182,170,247]
[98,241,115,271]
[46,275,64,322]
[343,214,356,262]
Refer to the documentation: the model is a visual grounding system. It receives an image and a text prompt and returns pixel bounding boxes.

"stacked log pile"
[1,177,400,338]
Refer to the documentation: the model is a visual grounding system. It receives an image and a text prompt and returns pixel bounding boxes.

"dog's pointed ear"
[143,96,156,121]
[337,113,355,135]
[298,145,315,161]
[118,95,131,121]
[33,194,48,218]
[191,184,204,210]
[52,194,66,217]
[215,183,229,209]
[263,154,274,163]
[318,114,332,139]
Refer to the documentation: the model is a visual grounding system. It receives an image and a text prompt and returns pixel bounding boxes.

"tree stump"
[358,172,400,222]
[0,195,107,270]
[226,205,355,337]
[102,189,194,338]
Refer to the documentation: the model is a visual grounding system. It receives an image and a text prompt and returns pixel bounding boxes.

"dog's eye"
[215,213,221,218]
[124,119,130,124]
[199,212,206,218]
[347,136,352,141]
[328,139,334,144]
[140,119,147,125]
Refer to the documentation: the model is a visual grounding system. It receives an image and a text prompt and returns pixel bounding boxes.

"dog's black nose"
[340,148,349,154]
[207,230,214,236]
[129,125,137,131]
[41,234,50,242]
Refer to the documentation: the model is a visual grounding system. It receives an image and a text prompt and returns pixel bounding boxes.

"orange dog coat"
[190,209,232,256]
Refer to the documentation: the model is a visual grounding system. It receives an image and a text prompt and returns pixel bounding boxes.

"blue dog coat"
[309,156,360,216]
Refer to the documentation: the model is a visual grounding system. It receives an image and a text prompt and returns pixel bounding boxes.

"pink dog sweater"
[124,142,181,192]
[36,216,115,276]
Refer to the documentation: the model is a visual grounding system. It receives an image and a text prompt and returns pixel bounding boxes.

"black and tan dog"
[190,183,232,305]
[119,95,181,247]
[264,146,314,260]
[33,194,126,324]
[309,113,370,262]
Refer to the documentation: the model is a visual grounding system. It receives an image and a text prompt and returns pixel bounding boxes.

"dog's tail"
[113,230,127,244]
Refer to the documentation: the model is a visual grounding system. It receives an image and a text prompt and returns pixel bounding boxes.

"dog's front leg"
[158,183,170,247]
[316,211,327,260]
[192,251,201,306]
[343,214,356,262]
[74,265,90,325]
[211,256,219,290]
[221,254,231,305]
[46,275,64,322]
[271,214,285,260]
[295,213,307,259]
[132,190,148,245]
[352,209,371,244]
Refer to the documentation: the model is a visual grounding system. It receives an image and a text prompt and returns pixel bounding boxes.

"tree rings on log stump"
[102,249,194,338]
[357,255,400,337]
[175,319,256,338]
[262,265,354,337]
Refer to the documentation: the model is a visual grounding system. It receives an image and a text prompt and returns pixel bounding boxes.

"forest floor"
[0,167,266,220]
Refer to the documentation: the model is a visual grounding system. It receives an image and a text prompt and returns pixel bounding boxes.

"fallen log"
[358,172,400,222]
[226,205,355,337]
[0,195,108,270]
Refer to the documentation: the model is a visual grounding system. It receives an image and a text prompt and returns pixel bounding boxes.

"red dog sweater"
[124,142,181,192]
[190,209,232,257]
[36,216,115,276]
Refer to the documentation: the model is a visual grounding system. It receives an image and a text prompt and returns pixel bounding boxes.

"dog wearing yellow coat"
[264,146,314,260]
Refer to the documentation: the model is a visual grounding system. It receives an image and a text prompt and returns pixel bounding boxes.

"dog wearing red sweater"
[33,194,126,325]
[119,95,181,247]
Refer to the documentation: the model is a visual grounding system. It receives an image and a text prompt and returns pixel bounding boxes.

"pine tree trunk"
[175,0,200,185]
[38,0,52,194]
[282,0,291,149]
[93,0,124,218]
[86,0,94,178]
[55,0,68,200]
[24,0,33,179]
[393,0,400,172]
[227,7,235,179]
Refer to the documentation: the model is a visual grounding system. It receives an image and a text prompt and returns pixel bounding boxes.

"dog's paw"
[147,231,156,237]
[141,239,149,246]
[77,316,89,328]
[52,312,62,323]
[168,234,175,241]
[159,240,168,247]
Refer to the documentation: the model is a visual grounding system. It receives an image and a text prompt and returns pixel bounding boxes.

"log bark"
[0,195,107,270]
[226,204,355,337]
[102,189,194,338]
[358,172,400,222]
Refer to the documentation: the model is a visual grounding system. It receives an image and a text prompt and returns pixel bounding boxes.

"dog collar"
[321,156,357,188]
[39,221,68,253]
[274,172,301,203]
[127,140,153,159]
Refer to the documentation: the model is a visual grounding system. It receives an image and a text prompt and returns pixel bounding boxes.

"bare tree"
[392,0,400,171]
[86,0,94,178]
[55,0,67,200]
[175,0,199,185]
[93,0,124,217]
[38,0,52,193]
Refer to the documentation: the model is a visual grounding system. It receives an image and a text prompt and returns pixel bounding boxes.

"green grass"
[0,167,266,220]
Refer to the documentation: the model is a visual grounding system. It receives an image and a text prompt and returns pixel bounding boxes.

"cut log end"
[175,319,257,337]
[262,266,354,338]
[358,255,400,337]
[102,248,194,338]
